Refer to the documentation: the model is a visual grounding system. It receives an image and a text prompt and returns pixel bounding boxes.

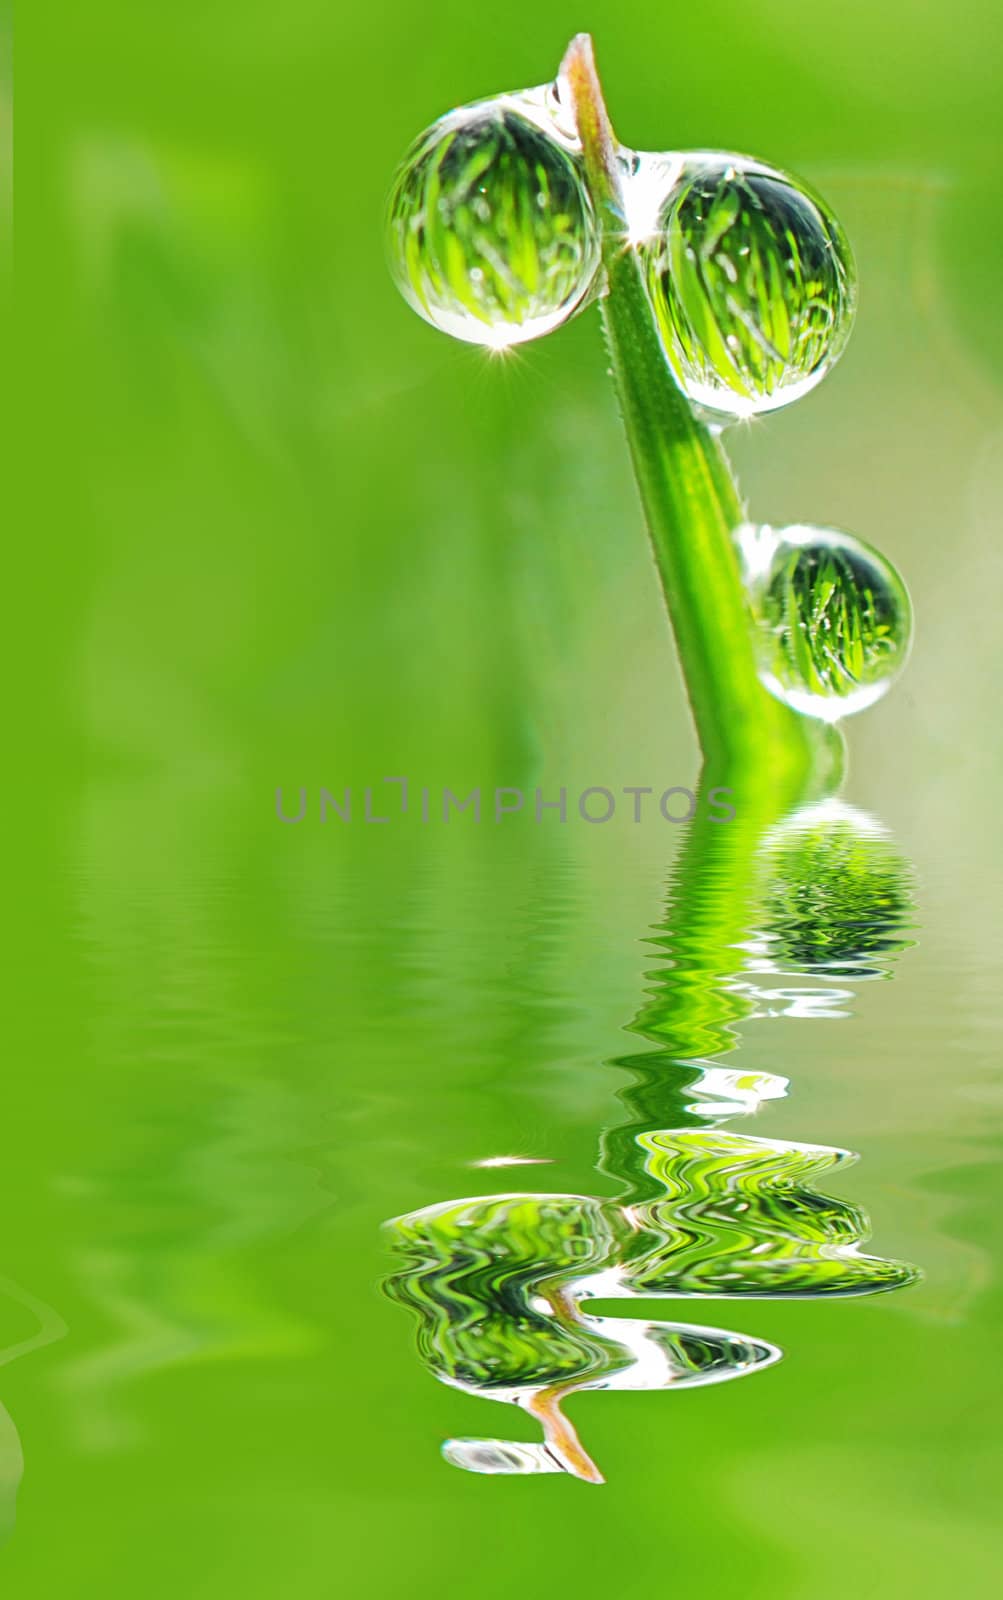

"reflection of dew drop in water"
[636,154,855,417]
[753,800,916,983]
[385,86,601,348]
[384,1192,632,1398]
[443,1437,565,1476]
[620,1130,918,1300]
[738,523,913,719]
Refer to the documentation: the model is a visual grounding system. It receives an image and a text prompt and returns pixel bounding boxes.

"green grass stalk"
[561,34,841,785]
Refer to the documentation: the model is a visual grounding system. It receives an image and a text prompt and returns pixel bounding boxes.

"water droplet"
[385,88,600,348]
[638,154,855,417]
[738,523,913,719]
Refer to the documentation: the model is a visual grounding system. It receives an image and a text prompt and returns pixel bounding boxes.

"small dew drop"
[737,523,913,720]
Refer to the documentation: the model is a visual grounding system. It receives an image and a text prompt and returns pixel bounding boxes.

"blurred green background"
[8,2,1003,1595]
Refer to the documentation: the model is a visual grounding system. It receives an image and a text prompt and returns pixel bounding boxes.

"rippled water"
[5,762,1001,1593]
[383,793,919,1482]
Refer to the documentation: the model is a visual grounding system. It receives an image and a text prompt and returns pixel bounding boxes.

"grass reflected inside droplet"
[386,91,600,348]
[740,523,913,719]
[641,156,856,417]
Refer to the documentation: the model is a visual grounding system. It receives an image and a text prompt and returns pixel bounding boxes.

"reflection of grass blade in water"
[385,1191,779,1482]
[605,788,917,1188]
[383,778,921,1481]
[384,1118,913,1480]
[384,783,921,1480]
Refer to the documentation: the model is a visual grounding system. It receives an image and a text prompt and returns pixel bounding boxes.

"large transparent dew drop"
[385,87,601,349]
[738,524,913,720]
[638,154,856,417]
